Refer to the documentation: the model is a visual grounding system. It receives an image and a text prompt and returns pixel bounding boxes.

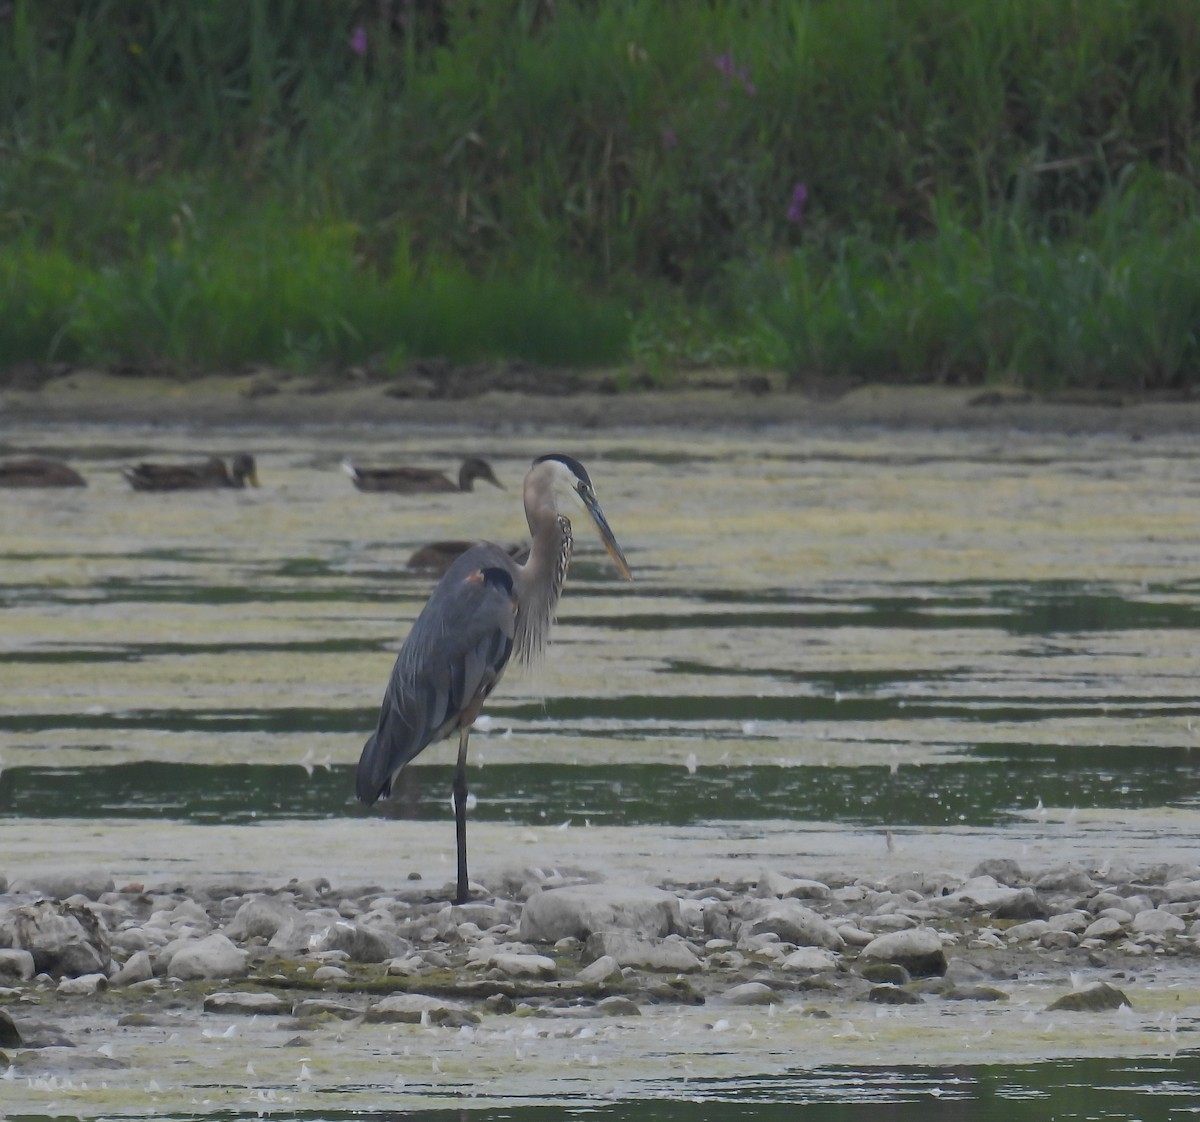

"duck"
[406,539,529,576]
[122,452,259,491]
[0,456,87,487]
[342,456,503,494]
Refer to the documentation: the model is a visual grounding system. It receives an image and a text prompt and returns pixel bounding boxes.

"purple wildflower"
[786,182,808,225]
[349,25,368,57]
[712,51,755,96]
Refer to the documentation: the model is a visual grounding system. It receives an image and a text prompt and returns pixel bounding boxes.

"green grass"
[0,0,1198,388]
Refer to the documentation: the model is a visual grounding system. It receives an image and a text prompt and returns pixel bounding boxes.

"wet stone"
[942,984,1009,1002]
[867,984,923,1005]
[167,933,248,981]
[10,899,111,978]
[576,954,622,984]
[742,899,844,949]
[859,962,911,985]
[717,981,776,1005]
[203,991,289,1015]
[597,995,641,1016]
[1046,982,1132,1012]
[584,931,702,973]
[859,926,948,978]
[0,949,35,981]
[365,993,479,1026]
[1131,909,1186,936]
[57,972,108,996]
[519,885,683,943]
[0,1009,21,1048]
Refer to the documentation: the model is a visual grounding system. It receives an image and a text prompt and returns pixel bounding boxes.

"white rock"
[168,934,249,981]
[741,899,844,950]
[860,926,947,976]
[224,894,303,941]
[584,931,702,972]
[488,952,557,979]
[110,950,154,987]
[519,885,683,943]
[11,899,111,977]
[577,954,622,984]
[1081,917,1123,940]
[781,946,839,973]
[57,972,108,996]
[1131,909,1186,936]
[203,991,289,1015]
[365,993,473,1025]
[0,948,36,981]
[717,981,776,1005]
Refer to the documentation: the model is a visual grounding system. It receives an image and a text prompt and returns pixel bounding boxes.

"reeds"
[1,0,1197,386]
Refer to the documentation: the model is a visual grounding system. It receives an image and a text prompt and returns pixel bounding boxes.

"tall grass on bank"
[1,1,1198,386]
[0,210,630,371]
[752,191,1200,389]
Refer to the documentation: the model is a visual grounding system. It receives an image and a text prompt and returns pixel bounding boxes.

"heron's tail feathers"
[341,457,360,480]
[355,732,393,805]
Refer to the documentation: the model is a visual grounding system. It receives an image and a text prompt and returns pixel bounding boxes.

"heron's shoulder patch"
[463,566,515,596]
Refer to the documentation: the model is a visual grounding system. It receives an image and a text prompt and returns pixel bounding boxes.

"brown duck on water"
[0,457,87,487]
[122,453,259,492]
[342,456,503,494]
[407,540,529,577]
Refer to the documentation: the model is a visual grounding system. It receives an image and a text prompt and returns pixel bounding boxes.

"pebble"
[0,856,1195,1027]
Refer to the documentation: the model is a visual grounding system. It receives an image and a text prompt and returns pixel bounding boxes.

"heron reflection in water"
[355,453,632,903]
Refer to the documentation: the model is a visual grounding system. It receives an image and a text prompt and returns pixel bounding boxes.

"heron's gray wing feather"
[356,545,517,804]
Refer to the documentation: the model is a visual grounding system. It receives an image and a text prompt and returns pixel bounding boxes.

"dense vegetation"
[2,0,1199,389]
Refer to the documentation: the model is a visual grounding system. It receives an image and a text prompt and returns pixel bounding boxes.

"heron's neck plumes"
[515,506,572,665]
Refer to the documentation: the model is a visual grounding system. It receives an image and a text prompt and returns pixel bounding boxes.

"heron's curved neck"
[515,481,572,663]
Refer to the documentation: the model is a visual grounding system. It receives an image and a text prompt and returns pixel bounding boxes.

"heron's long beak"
[583,492,633,580]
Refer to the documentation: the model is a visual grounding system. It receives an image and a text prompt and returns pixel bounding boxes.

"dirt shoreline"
[3,369,1200,435]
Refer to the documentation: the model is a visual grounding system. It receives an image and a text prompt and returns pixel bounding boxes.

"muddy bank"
[3,367,1200,434]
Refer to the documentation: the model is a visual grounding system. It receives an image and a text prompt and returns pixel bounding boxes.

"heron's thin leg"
[453,725,471,904]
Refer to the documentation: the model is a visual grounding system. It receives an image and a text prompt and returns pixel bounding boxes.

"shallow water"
[3,422,1200,1116]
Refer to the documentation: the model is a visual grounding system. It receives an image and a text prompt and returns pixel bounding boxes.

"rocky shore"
[3,854,1198,1079]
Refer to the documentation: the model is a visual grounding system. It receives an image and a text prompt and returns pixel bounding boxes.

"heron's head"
[532,453,632,579]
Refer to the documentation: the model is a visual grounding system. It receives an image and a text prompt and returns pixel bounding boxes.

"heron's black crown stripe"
[532,452,592,488]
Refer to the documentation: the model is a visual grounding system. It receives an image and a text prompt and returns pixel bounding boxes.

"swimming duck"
[342,456,502,494]
[0,457,87,487]
[122,453,259,491]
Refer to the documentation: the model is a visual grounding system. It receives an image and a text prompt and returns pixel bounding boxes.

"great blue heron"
[355,453,632,903]
[0,457,86,487]
[342,456,503,494]
[122,453,259,491]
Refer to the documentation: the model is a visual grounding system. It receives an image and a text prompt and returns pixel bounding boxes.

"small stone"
[577,954,622,984]
[1131,909,1186,937]
[584,931,702,973]
[312,965,352,983]
[57,973,108,996]
[489,952,557,979]
[1004,920,1050,942]
[311,920,405,964]
[11,898,112,978]
[168,934,248,981]
[366,993,479,1026]
[742,900,843,950]
[781,946,839,974]
[970,858,1024,885]
[203,991,289,1015]
[859,962,910,985]
[867,985,923,1005]
[1034,864,1094,894]
[0,1009,22,1048]
[597,996,641,1016]
[0,948,36,981]
[110,951,154,987]
[942,985,1009,1002]
[717,981,776,1005]
[293,998,361,1020]
[1046,982,1131,1012]
[519,886,683,943]
[1082,917,1124,941]
[12,870,115,901]
[859,927,947,977]
[224,895,302,941]
[991,889,1050,921]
